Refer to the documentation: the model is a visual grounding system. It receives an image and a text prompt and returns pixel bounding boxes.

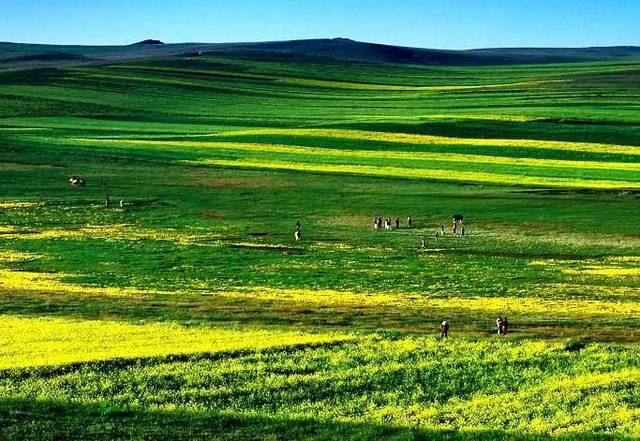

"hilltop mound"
[133,39,164,46]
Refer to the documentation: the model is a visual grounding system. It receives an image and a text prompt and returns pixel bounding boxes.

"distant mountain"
[133,39,165,46]
[1,38,639,70]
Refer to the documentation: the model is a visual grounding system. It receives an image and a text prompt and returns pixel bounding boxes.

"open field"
[1,49,640,439]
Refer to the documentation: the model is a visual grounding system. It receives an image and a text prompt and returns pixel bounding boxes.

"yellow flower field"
[0,314,351,369]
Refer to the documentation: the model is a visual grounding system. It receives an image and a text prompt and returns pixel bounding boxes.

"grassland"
[1,51,640,440]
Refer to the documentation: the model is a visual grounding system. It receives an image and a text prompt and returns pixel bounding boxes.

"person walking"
[395,218,400,229]
[496,317,503,335]
[407,216,412,228]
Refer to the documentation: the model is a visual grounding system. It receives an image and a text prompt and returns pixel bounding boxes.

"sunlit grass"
[189,158,638,188]
[0,314,351,369]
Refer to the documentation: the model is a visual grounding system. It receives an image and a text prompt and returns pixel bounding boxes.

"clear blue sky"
[1,0,638,49]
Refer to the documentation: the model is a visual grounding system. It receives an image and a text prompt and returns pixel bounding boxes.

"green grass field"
[1,52,640,440]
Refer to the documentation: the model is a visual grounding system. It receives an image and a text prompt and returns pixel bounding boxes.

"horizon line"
[2,37,640,52]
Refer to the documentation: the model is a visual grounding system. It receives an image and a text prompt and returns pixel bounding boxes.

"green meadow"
[1,53,640,439]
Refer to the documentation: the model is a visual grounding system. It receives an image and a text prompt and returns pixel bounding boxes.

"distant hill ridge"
[1,38,639,69]
[132,39,165,46]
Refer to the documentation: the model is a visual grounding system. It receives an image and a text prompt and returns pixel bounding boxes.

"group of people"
[104,194,130,209]
[421,222,466,248]
[496,316,509,335]
[373,216,412,230]
[440,317,511,339]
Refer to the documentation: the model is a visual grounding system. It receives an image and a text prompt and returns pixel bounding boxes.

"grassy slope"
[1,54,640,439]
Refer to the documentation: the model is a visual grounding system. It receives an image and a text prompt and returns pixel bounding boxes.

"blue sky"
[0,0,638,49]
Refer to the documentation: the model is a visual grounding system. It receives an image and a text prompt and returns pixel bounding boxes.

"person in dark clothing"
[104,194,110,207]
[496,317,503,335]
[440,320,450,339]
[407,216,412,228]
[502,317,509,335]
[395,218,400,229]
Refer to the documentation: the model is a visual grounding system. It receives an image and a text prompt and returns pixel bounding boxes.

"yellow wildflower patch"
[211,128,640,156]
[189,158,637,189]
[219,288,640,318]
[1,224,223,245]
[0,200,41,209]
[0,269,154,297]
[0,314,352,369]
[564,268,640,277]
[0,250,41,263]
[72,138,640,172]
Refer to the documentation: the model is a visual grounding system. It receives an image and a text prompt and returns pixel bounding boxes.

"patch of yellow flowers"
[0,314,352,369]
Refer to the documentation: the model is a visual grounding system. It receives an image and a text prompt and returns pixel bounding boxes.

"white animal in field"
[69,176,86,187]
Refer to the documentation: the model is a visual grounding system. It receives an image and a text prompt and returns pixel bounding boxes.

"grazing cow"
[69,176,86,187]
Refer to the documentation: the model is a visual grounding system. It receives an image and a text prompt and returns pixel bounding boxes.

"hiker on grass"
[441,224,445,235]
[440,320,450,339]
[295,229,301,241]
[502,317,509,335]
[460,225,465,240]
[104,194,110,207]
[421,238,426,249]
[496,317,503,335]
[395,218,400,229]
[407,216,412,228]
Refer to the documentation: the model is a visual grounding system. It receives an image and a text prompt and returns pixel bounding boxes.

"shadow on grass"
[0,397,631,441]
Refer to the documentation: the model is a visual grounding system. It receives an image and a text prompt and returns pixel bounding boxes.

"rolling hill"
[1,37,640,71]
